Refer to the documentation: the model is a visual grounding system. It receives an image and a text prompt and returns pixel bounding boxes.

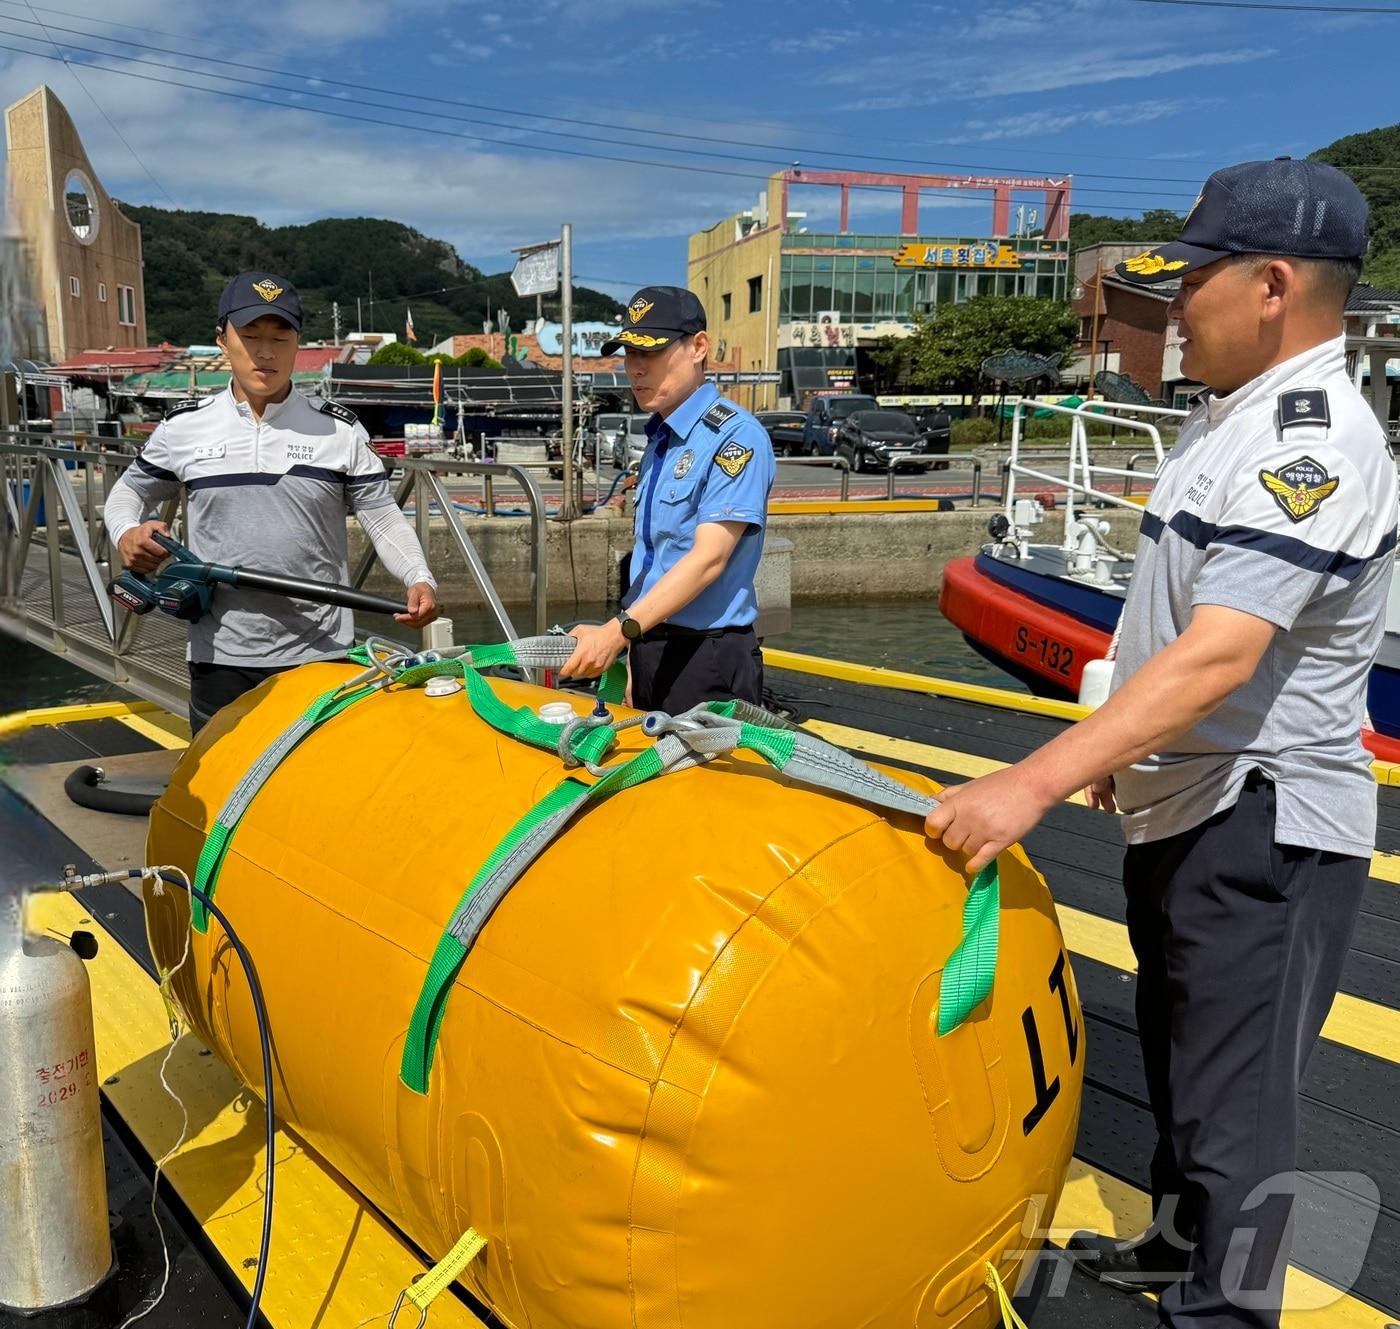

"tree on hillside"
[1312,125,1400,290]
[368,342,427,366]
[1067,209,1185,254]
[875,297,1080,392]
[117,203,624,344]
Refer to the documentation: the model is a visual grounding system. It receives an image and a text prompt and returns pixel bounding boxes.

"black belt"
[637,623,753,642]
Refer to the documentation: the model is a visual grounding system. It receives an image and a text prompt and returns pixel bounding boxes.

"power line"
[1133,0,1400,11]
[15,0,176,206]
[0,36,1200,209]
[0,10,1219,191]
[0,0,1248,169]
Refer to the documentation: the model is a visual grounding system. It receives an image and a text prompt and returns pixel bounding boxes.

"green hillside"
[118,205,623,346]
[1310,124,1400,290]
[1067,123,1400,290]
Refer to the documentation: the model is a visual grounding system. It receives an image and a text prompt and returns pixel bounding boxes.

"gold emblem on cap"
[1123,251,1187,276]
[628,297,654,325]
[251,278,285,303]
[618,329,668,348]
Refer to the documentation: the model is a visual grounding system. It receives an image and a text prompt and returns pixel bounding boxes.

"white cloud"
[0,42,731,277]
[837,45,1270,110]
[961,97,1217,143]
[769,28,862,56]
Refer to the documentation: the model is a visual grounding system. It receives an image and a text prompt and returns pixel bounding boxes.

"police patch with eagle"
[714,439,755,478]
[1258,456,1340,523]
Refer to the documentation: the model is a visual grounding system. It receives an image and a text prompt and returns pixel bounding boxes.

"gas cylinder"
[0,887,113,1313]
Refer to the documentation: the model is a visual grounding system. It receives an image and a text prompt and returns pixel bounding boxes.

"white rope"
[116,867,195,1329]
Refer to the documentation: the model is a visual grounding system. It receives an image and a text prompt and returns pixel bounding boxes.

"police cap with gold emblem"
[218,270,303,331]
[1116,158,1368,286]
[601,285,706,355]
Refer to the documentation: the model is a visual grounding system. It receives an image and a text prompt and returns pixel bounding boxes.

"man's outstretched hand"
[923,765,1059,875]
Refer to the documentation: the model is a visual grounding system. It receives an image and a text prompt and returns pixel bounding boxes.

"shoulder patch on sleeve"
[316,399,360,427]
[714,438,755,478]
[163,397,209,421]
[702,400,738,431]
[1258,455,1340,522]
[1277,389,1329,431]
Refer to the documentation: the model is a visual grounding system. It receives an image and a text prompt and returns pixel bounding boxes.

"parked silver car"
[612,414,650,471]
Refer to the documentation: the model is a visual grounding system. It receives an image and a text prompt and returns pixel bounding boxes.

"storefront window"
[853,268,875,319]
[785,269,812,319]
[810,262,835,318]
[874,268,898,319]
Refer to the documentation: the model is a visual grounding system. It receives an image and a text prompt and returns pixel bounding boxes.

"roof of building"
[55,345,182,376]
[328,360,566,411]
[1102,275,1180,301]
[1346,282,1400,312]
[439,332,630,376]
[294,346,347,373]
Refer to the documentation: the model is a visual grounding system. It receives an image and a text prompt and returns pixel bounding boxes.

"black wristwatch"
[616,610,643,642]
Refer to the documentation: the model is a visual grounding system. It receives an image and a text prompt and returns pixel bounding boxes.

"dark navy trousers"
[1122,771,1367,1328]
[628,625,763,714]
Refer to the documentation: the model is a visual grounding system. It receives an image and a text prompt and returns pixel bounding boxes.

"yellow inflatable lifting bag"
[145,662,1083,1329]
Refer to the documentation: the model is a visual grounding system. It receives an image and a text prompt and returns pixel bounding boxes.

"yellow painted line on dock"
[27,891,487,1329]
[769,500,952,516]
[0,699,163,740]
[778,648,1400,792]
[798,691,1400,883]
[1057,903,1399,1067]
[117,709,189,750]
[1053,1161,1396,1326]
[766,647,1093,722]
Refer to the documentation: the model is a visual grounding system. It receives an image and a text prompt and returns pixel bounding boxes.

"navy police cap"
[218,270,303,332]
[600,286,706,355]
[1116,158,1368,285]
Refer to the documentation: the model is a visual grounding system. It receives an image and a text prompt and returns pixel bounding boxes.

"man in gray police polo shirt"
[925,159,1396,1327]
[107,271,439,733]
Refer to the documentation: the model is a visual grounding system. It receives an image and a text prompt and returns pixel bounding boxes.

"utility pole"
[1087,253,1104,400]
[368,268,375,332]
[561,222,577,520]
[332,301,342,346]
[357,297,362,335]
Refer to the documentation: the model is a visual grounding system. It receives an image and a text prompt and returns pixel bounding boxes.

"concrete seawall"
[350,504,1147,610]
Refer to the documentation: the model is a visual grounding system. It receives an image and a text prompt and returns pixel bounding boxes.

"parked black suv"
[833,409,950,473]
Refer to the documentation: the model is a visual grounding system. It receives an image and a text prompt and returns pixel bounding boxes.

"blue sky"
[1,0,1397,307]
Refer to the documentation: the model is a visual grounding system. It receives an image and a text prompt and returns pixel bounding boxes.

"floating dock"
[1,653,1395,1327]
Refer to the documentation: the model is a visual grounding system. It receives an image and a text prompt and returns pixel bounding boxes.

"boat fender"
[1078,657,1115,709]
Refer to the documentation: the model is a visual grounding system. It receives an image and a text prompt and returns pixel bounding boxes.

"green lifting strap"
[937,863,1000,1036]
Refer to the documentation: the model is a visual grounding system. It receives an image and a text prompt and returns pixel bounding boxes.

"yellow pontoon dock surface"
[1,649,1395,1328]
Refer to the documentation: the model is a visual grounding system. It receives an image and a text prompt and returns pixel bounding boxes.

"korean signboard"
[535,321,618,358]
[893,242,1023,270]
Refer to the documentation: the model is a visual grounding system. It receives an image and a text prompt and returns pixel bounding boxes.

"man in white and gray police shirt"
[925,159,1396,1327]
[107,271,439,733]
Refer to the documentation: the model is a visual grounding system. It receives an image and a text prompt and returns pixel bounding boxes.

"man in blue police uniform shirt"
[560,286,775,712]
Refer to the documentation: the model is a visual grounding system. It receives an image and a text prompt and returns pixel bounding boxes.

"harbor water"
[0,596,1026,716]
